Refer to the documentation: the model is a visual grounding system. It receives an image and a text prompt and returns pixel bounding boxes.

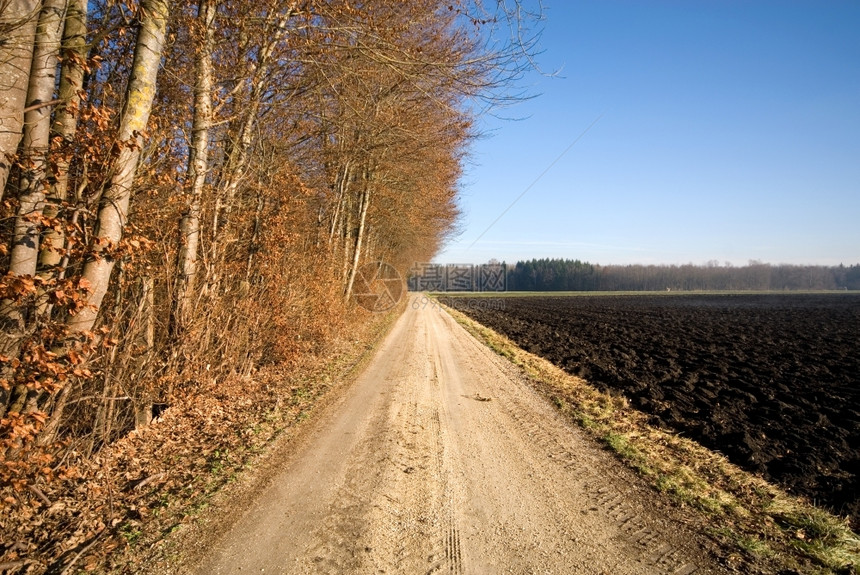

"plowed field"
[442,293,860,528]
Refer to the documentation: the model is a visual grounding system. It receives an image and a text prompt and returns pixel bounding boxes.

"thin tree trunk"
[328,161,351,245]
[66,0,170,335]
[133,276,154,428]
[344,174,371,300]
[88,364,117,454]
[341,190,353,282]
[175,0,215,331]
[0,0,40,199]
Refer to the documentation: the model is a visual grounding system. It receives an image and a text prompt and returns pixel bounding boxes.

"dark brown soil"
[442,293,860,528]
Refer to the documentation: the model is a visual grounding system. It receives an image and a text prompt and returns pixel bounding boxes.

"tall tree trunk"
[38,0,87,288]
[66,0,170,335]
[8,0,67,277]
[0,0,40,199]
[174,0,214,332]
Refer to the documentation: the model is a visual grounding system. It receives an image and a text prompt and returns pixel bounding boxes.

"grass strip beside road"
[441,302,859,575]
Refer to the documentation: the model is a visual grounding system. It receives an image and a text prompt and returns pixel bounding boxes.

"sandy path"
[194,304,726,574]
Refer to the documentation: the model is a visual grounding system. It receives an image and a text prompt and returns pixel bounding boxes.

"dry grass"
[443,303,859,575]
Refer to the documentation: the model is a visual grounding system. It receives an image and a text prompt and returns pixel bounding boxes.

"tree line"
[506,258,860,292]
[0,0,535,523]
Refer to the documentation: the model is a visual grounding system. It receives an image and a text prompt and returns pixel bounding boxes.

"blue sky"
[435,0,860,266]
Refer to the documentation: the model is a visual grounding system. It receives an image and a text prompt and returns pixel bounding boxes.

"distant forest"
[505,259,860,292]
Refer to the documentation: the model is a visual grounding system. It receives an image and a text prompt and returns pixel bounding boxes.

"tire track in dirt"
[426,314,466,575]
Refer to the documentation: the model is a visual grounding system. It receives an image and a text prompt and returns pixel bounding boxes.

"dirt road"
[194,304,727,574]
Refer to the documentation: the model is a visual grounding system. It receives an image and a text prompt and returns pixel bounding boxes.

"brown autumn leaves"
[0,0,535,569]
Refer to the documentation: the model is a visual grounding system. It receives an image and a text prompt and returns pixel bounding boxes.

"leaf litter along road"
[192,304,727,574]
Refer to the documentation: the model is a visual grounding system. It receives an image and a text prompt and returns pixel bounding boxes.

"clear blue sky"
[435,0,860,267]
